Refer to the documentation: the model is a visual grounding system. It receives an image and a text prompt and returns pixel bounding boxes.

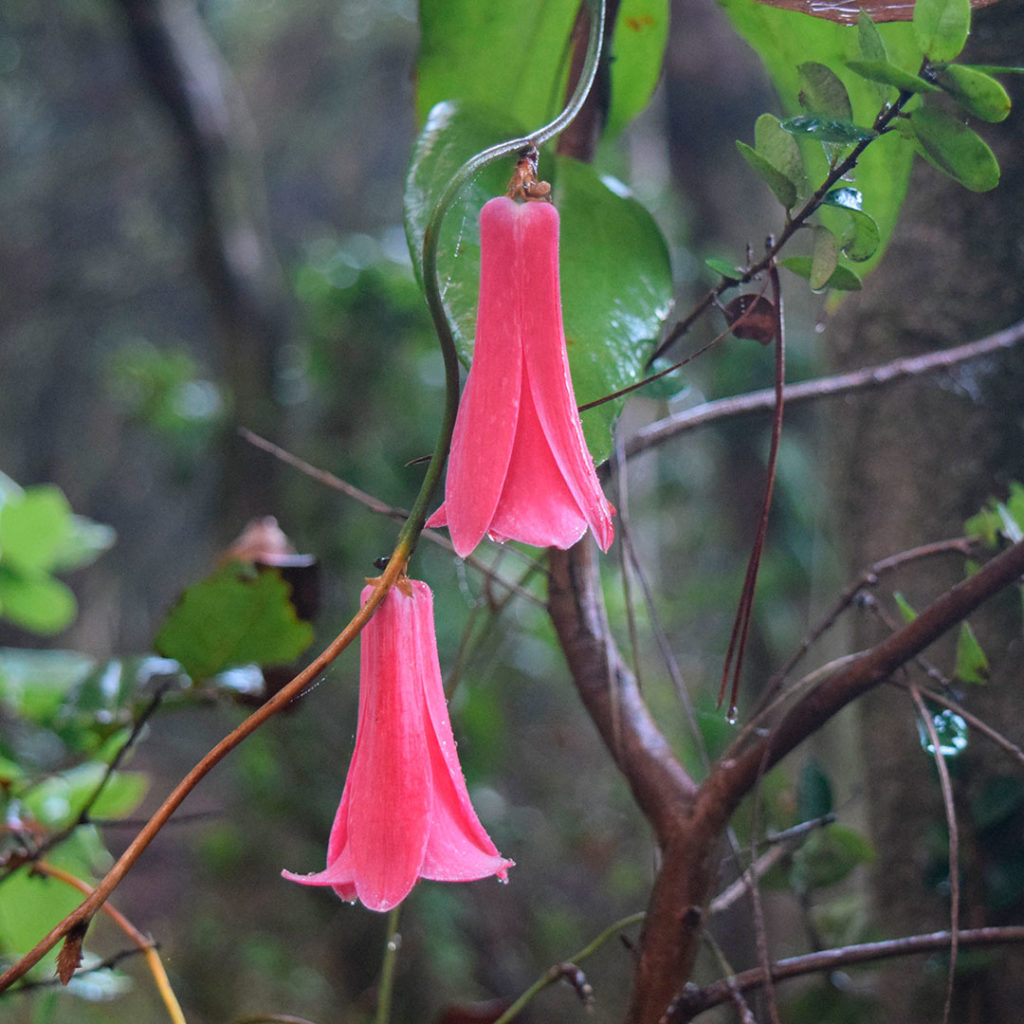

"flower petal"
[516,200,615,551]
[436,197,525,557]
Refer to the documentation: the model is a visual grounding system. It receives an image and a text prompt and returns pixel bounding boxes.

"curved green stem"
[398,0,606,555]
[374,905,402,1024]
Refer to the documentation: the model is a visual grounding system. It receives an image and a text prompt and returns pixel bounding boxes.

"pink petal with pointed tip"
[515,201,615,551]
[439,198,525,557]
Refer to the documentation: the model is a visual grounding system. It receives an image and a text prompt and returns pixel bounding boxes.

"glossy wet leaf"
[755,112,806,194]
[415,0,578,129]
[917,707,968,757]
[798,61,852,119]
[780,256,862,291]
[154,563,314,682]
[955,620,989,684]
[718,0,920,273]
[933,64,1012,122]
[823,188,881,261]
[846,58,939,94]
[723,294,776,344]
[909,102,1001,192]
[405,103,672,461]
[809,225,839,290]
[607,0,671,137]
[914,0,970,62]
[780,114,877,143]
[736,140,798,208]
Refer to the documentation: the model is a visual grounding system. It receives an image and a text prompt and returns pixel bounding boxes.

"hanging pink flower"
[282,578,512,911]
[427,196,615,557]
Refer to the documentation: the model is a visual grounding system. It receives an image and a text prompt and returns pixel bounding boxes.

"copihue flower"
[427,195,615,557]
[282,578,512,911]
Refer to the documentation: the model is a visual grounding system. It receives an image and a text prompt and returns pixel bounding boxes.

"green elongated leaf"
[823,188,881,261]
[755,112,806,194]
[705,256,743,281]
[964,64,1024,75]
[846,58,939,93]
[809,225,839,290]
[415,0,578,128]
[955,620,989,684]
[909,102,1001,191]
[0,485,72,575]
[404,103,672,461]
[780,114,877,142]
[893,590,918,622]
[933,64,1012,122]
[21,761,147,826]
[797,759,833,821]
[154,563,314,682]
[780,256,862,291]
[736,140,798,208]
[914,0,970,62]
[858,10,888,62]
[0,570,77,634]
[718,0,920,275]
[798,61,853,119]
[607,0,670,136]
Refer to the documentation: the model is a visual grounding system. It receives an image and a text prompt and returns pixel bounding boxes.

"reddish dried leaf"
[747,0,1000,25]
[56,923,88,984]
[724,294,777,344]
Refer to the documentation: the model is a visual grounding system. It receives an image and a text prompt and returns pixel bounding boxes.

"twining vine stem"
[0,0,608,994]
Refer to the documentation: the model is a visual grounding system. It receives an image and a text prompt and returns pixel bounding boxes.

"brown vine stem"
[0,552,409,993]
[626,315,1024,459]
[669,926,1024,1020]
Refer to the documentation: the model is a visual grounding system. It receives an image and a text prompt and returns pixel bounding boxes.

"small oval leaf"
[846,58,939,94]
[909,103,1001,192]
[723,294,776,344]
[914,0,970,62]
[781,256,863,291]
[933,64,1012,122]
[798,61,853,119]
[809,225,839,290]
[755,112,806,195]
[736,140,798,208]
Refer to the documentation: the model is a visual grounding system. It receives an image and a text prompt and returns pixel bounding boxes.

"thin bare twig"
[627,317,1024,460]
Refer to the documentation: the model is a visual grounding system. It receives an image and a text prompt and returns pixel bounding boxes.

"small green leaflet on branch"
[798,62,853,120]
[931,64,1012,122]
[154,563,314,682]
[955,620,989,684]
[846,58,940,94]
[913,0,971,63]
[736,112,805,208]
[908,101,1001,191]
[822,187,881,261]
[780,256,862,292]
[809,225,839,290]
[779,115,877,143]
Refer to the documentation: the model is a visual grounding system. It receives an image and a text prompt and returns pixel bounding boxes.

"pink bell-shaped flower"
[282,578,512,911]
[427,196,615,558]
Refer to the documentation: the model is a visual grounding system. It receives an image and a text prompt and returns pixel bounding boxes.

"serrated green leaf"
[154,564,314,681]
[415,1,578,128]
[404,103,671,462]
[607,0,670,137]
[914,0,970,62]
[933,64,1012,122]
[736,140,798,208]
[798,61,853,120]
[780,115,877,143]
[810,225,839,290]
[909,102,1001,192]
[846,58,939,94]
[705,256,743,281]
[780,256,862,291]
[893,590,918,622]
[754,112,806,195]
[0,571,77,634]
[0,485,72,575]
[955,620,989,684]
